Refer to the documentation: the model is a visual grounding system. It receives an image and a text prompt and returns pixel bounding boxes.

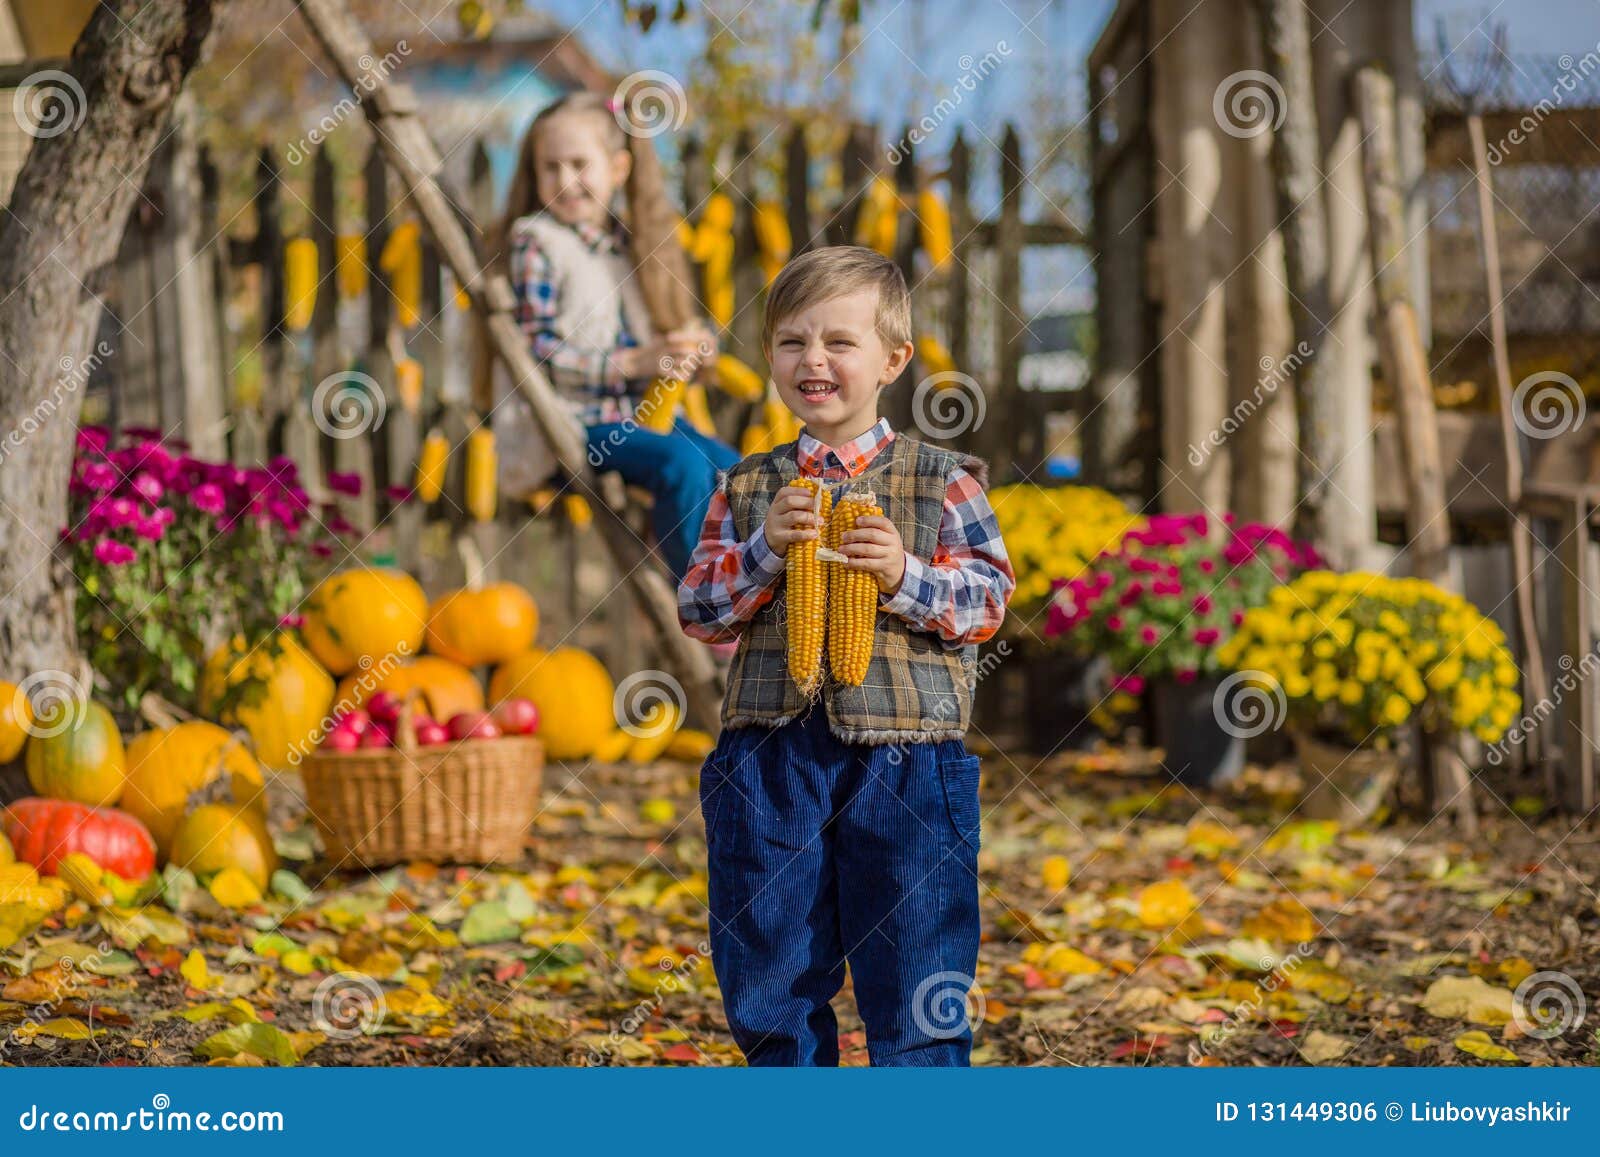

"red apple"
[415,722,451,746]
[324,727,362,752]
[411,712,436,732]
[332,707,372,738]
[366,691,404,724]
[360,722,394,748]
[492,698,540,736]
[448,712,501,741]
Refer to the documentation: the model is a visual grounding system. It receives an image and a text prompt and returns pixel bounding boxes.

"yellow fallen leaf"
[56,853,114,907]
[1421,974,1514,1026]
[384,987,449,1019]
[1042,944,1103,975]
[279,950,316,976]
[13,1017,101,1042]
[1138,879,1198,928]
[0,903,45,951]
[1298,1029,1353,1064]
[208,868,263,909]
[1497,956,1536,989]
[1041,856,1071,891]
[1241,896,1318,944]
[1454,1030,1521,1063]
[180,949,216,990]
[1403,1035,1433,1051]
[1185,820,1240,857]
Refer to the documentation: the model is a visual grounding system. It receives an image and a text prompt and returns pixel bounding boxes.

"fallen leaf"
[1454,1030,1521,1063]
[208,868,263,909]
[1421,975,1514,1026]
[195,1022,304,1066]
[1138,879,1198,928]
[1298,1029,1353,1064]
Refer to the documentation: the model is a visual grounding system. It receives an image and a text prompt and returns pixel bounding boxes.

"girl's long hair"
[477,92,696,406]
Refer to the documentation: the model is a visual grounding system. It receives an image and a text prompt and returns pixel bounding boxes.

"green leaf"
[460,901,519,946]
[503,880,536,923]
[195,1022,300,1065]
[269,869,312,906]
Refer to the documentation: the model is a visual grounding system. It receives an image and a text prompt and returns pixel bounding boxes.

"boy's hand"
[839,514,906,594]
[764,483,825,559]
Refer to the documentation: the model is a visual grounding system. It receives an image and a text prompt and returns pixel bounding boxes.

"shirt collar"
[796,418,895,477]
[569,216,624,254]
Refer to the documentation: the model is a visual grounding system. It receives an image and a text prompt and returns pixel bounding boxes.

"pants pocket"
[698,744,730,853]
[938,749,982,849]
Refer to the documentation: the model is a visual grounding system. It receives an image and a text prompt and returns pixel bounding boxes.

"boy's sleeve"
[880,465,1014,645]
[678,481,787,642]
[508,227,630,390]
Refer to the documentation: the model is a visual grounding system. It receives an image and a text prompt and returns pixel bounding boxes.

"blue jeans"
[700,704,983,1066]
[585,417,740,580]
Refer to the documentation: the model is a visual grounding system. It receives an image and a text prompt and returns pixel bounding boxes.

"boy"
[677,246,1014,1066]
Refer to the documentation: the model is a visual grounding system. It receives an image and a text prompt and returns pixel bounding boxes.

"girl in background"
[487,91,738,581]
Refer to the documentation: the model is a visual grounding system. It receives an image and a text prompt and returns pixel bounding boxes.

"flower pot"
[1151,676,1245,787]
[1020,647,1105,754]
[1291,729,1399,824]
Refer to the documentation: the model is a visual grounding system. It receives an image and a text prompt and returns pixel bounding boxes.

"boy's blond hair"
[761,245,912,354]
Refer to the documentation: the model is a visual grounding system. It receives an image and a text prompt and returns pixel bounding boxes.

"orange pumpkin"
[24,700,126,807]
[302,568,428,675]
[426,583,538,668]
[169,802,277,892]
[122,722,265,857]
[200,634,335,770]
[0,681,31,763]
[334,656,484,721]
[489,647,613,760]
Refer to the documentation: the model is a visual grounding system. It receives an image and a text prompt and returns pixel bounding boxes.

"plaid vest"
[722,434,984,745]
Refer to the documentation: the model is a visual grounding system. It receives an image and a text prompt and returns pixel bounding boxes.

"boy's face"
[534,113,631,230]
[768,288,914,444]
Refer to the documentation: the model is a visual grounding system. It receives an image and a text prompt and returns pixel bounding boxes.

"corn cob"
[415,429,448,502]
[682,383,718,436]
[824,491,881,686]
[395,358,424,414]
[284,238,318,332]
[714,354,767,402]
[636,377,684,432]
[785,479,832,696]
[464,425,497,522]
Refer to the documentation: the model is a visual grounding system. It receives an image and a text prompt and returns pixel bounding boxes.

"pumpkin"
[0,680,31,763]
[489,647,614,760]
[334,656,484,721]
[122,721,265,857]
[426,584,538,668]
[302,568,428,675]
[201,634,336,770]
[1,797,157,880]
[25,699,126,807]
[169,803,277,892]
[0,830,12,866]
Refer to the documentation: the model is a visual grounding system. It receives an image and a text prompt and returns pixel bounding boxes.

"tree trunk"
[1254,0,1341,555]
[0,0,224,682]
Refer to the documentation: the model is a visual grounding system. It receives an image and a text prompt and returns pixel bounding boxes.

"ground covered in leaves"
[4,746,1599,1067]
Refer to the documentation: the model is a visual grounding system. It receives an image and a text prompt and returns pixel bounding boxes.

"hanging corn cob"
[740,421,773,457]
[562,493,594,531]
[395,357,424,415]
[635,377,685,432]
[284,238,318,332]
[379,221,422,329]
[916,333,957,378]
[854,175,901,257]
[334,235,367,299]
[785,479,833,696]
[682,383,718,437]
[691,193,736,326]
[917,188,953,270]
[415,429,448,502]
[820,491,882,686]
[764,391,802,445]
[464,425,497,522]
[715,354,767,402]
[754,201,792,284]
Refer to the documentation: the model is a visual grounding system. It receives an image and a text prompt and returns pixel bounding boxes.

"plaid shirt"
[679,418,1014,645]
[508,216,640,425]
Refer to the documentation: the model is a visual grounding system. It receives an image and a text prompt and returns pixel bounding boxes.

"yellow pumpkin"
[489,647,614,760]
[426,582,538,668]
[122,722,265,857]
[0,681,31,763]
[25,700,126,807]
[170,803,277,892]
[301,568,428,676]
[334,656,484,721]
[201,635,336,771]
[0,830,12,866]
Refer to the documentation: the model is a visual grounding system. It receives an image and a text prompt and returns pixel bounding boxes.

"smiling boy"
[677,246,1015,1066]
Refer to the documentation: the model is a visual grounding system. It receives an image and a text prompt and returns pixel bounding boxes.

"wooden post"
[1467,111,1552,767]
[1256,0,1341,552]
[167,95,226,459]
[947,131,972,385]
[198,145,232,454]
[728,129,762,368]
[785,122,812,255]
[255,147,287,449]
[991,124,1024,484]
[887,125,918,437]
[1354,67,1452,590]
[293,0,721,726]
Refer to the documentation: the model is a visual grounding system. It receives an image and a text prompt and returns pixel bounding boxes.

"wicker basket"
[299,706,543,867]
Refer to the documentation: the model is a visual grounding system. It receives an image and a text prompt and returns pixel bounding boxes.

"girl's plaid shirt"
[677,418,1015,645]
